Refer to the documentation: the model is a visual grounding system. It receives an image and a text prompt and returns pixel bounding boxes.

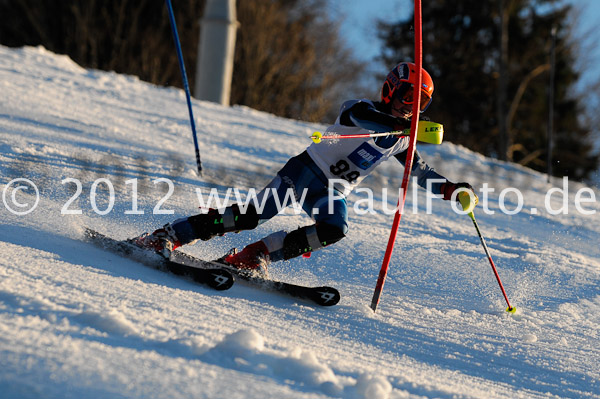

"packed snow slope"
[1,45,599,399]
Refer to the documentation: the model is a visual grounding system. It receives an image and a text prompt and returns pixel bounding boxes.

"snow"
[1,45,599,398]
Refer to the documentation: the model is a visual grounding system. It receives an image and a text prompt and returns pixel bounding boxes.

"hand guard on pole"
[441,181,479,213]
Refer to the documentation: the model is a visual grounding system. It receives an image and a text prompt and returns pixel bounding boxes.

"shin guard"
[187,204,260,241]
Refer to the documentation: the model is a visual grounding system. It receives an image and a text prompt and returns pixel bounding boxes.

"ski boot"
[215,241,271,277]
[130,224,181,259]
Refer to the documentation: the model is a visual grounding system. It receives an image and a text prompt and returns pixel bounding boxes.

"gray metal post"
[195,0,238,105]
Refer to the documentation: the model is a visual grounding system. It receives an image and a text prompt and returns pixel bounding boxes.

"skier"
[133,62,478,270]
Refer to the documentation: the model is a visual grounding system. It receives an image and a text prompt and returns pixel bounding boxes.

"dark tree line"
[378,0,598,181]
[231,0,366,122]
[0,0,365,123]
[1,0,597,179]
[0,0,200,87]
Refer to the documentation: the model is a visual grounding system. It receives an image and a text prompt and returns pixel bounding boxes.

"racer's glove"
[392,117,411,131]
[440,181,479,212]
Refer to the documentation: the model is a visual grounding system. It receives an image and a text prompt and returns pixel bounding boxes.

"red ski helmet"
[381,62,434,112]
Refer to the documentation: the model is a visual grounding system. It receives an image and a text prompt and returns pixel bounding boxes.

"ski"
[170,250,340,307]
[84,228,234,291]
[84,228,340,306]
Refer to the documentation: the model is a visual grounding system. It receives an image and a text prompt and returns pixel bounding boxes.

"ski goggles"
[397,84,432,112]
[383,81,432,112]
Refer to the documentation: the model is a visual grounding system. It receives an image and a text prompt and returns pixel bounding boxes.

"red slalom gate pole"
[370,0,423,312]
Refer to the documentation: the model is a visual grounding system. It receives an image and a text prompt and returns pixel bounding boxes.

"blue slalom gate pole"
[165,0,203,175]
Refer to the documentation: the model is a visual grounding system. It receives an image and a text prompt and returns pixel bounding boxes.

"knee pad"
[282,222,346,260]
[315,222,346,246]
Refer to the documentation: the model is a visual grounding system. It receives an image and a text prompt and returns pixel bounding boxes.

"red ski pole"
[468,211,516,313]
[310,121,444,145]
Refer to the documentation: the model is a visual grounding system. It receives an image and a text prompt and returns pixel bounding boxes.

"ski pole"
[468,210,516,313]
[311,121,443,145]
[165,0,203,175]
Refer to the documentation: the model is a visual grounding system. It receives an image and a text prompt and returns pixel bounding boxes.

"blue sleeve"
[340,101,409,132]
[394,150,447,194]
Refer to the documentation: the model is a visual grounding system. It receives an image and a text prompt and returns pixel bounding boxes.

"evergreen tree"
[378,0,598,180]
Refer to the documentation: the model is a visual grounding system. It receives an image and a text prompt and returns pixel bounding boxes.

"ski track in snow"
[1,45,599,398]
